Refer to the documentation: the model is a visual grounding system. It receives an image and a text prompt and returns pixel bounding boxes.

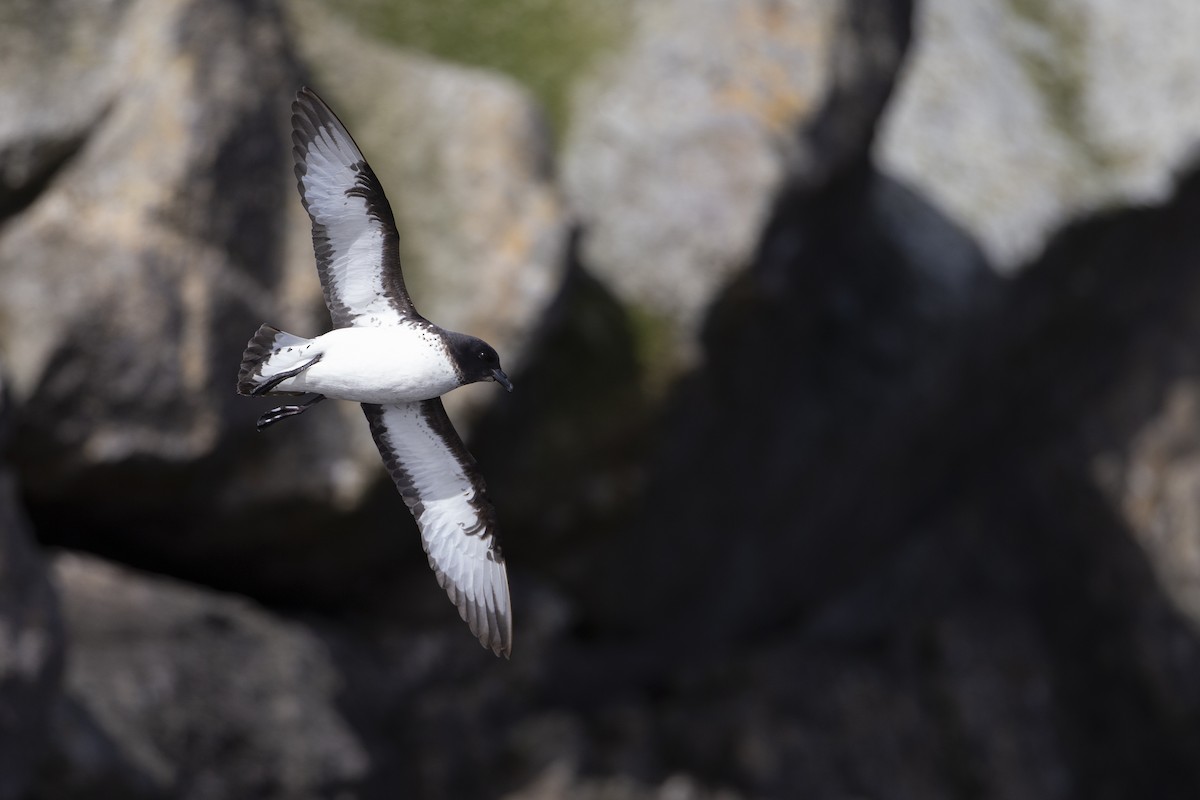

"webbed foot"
[256,395,326,431]
[252,354,323,396]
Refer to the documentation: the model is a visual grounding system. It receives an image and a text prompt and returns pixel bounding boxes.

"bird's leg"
[251,354,323,396]
[256,394,326,431]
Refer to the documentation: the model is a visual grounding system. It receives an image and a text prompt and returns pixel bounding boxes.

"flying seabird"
[238,87,514,657]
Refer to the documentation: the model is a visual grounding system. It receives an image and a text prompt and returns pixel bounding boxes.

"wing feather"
[292,87,416,327]
[362,401,512,657]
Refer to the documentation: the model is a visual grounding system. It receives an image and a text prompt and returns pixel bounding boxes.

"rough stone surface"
[877,0,1200,273]
[0,0,132,216]
[0,0,291,406]
[562,0,910,363]
[0,0,383,576]
[0,397,63,800]
[516,163,1200,800]
[0,0,566,602]
[45,552,368,800]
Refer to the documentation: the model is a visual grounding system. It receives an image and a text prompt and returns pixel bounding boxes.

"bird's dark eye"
[478,350,492,363]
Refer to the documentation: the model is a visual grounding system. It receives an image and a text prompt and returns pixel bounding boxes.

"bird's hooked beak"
[492,368,513,392]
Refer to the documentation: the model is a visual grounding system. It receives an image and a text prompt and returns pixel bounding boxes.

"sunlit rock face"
[563,0,911,368]
[0,0,566,601]
[877,0,1200,274]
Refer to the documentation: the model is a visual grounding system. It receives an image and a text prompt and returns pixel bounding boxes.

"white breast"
[280,325,461,404]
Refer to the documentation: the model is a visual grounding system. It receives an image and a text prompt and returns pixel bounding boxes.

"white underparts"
[262,324,461,404]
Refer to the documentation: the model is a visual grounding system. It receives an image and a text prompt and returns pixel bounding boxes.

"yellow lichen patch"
[715,1,834,135]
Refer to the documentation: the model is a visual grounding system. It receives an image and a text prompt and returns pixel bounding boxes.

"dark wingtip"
[295,85,320,106]
[291,87,329,136]
[487,634,511,659]
[237,323,282,396]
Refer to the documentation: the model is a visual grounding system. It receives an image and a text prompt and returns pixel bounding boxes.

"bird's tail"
[237,324,314,396]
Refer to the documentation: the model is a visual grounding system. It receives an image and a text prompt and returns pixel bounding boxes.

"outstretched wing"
[292,87,417,328]
[362,401,512,657]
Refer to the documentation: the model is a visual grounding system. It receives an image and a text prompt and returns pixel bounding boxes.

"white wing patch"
[363,401,512,657]
[293,89,416,328]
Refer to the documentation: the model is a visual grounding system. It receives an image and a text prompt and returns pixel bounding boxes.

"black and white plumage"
[238,87,514,657]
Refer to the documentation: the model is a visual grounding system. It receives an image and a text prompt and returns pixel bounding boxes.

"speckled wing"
[292,87,416,328]
[362,401,512,657]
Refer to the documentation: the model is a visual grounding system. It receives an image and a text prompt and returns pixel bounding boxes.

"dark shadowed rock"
[559,164,1200,798]
[422,165,1200,800]
[473,0,923,608]
[567,1,931,640]
[0,375,63,800]
[44,552,368,800]
[0,0,374,596]
[32,700,162,800]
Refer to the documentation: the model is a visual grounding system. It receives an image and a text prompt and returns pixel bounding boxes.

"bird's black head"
[446,332,513,392]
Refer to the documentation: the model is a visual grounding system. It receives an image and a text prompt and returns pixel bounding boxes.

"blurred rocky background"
[3,0,1200,797]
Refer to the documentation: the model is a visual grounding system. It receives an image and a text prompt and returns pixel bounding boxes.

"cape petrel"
[238,87,514,657]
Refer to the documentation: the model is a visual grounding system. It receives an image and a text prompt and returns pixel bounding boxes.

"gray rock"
[0,464,63,800]
[876,0,1200,273]
[31,695,165,800]
[45,552,368,800]
[0,0,393,601]
[0,0,131,215]
[562,0,910,365]
[868,172,995,316]
[0,0,566,599]
[505,764,744,800]
[0,0,338,501]
[1021,168,1200,663]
